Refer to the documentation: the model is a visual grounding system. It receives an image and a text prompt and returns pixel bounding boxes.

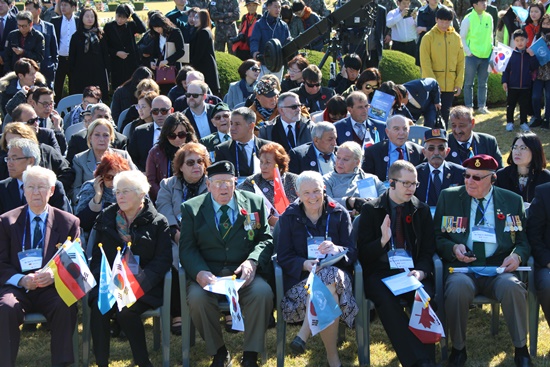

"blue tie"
[33,217,43,248]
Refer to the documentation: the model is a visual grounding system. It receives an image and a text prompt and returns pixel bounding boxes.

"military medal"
[513,215,519,232]
[516,215,523,231]
[244,214,252,231]
[254,212,261,229]
[456,217,462,233]
[248,229,254,241]
[504,214,511,232]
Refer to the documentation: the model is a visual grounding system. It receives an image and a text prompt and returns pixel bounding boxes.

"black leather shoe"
[210,350,232,367]
[448,347,467,367]
[289,336,306,354]
[514,354,533,367]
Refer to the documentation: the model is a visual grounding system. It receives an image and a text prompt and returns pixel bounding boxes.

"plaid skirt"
[281,266,358,328]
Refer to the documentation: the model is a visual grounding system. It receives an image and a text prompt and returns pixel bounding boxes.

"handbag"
[156,65,176,85]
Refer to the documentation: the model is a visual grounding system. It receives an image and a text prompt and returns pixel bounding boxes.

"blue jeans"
[531,79,550,120]
[463,55,489,108]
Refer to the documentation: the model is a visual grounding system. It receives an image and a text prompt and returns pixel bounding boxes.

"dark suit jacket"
[36,127,64,156]
[446,132,503,168]
[128,122,155,171]
[414,161,465,206]
[34,20,57,86]
[403,78,441,125]
[4,28,45,71]
[334,116,387,146]
[527,182,550,269]
[288,142,336,175]
[214,136,269,177]
[495,166,550,204]
[183,104,216,140]
[174,93,221,113]
[0,177,70,214]
[199,132,230,152]
[0,14,17,62]
[0,205,80,284]
[434,185,530,270]
[361,140,424,181]
[65,129,127,164]
[51,15,79,48]
[258,115,314,153]
[179,190,273,279]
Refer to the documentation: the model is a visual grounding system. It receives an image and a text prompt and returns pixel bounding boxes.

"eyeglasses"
[26,117,39,125]
[4,156,29,163]
[186,93,204,99]
[305,82,321,88]
[392,179,420,188]
[363,84,379,91]
[463,172,493,181]
[249,66,261,72]
[24,185,50,192]
[288,68,302,73]
[136,104,149,111]
[209,179,234,188]
[103,174,115,181]
[426,145,446,152]
[37,101,54,108]
[151,108,171,116]
[512,145,529,151]
[115,189,136,196]
[185,158,205,166]
[213,113,230,121]
[281,104,302,110]
[167,131,188,140]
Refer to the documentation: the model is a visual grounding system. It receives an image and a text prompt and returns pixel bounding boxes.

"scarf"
[116,209,132,244]
[239,79,254,101]
[255,99,274,120]
[182,175,205,201]
[83,28,99,53]
[301,7,312,21]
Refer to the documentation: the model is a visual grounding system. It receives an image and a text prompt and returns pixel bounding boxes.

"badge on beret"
[225,162,231,171]
[475,159,481,168]
[432,129,441,136]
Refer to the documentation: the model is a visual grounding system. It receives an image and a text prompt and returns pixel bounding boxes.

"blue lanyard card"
[307,236,331,260]
[18,249,43,272]
[388,248,414,270]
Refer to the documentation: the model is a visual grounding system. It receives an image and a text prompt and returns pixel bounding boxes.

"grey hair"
[113,170,151,196]
[295,170,324,193]
[386,114,411,129]
[22,166,56,187]
[277,92,300,108]
[338,141,363,162]
[186,70,205,82]
[231,107,256,125]
[90,103,110,117]
[449,105,474,122]
[8,138,41,166]
[312,121,336,140]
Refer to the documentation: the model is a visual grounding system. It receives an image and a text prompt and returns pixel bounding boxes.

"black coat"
[190,28,220,95]
[414,161,465,206]
[89,198,172,308]
[214,136,270,177]
[68,29,110,97]
[527,182,550,269]
[103,14,147,89]
[0,176,69,214]
[4,28,45,71]
[495,165,550,203]
[128,122,155,171]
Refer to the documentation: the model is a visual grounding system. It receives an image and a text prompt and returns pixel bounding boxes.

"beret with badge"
[462,154,498,171]
[210,102,231,119]
[207,160,236,177]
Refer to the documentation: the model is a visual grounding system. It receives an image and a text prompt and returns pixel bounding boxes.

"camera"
[230,33,246,43]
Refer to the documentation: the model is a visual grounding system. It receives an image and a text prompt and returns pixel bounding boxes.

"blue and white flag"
[530,37,550,66]
[306,266,342,336]
[98,244,115,314]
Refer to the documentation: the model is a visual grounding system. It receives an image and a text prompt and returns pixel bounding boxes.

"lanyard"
[304,213,330,240]
[475,194,493,226]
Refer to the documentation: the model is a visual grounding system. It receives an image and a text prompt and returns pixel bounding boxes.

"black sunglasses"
[463,172,493,181]
[26,117,39,125]
[186,93,204,99]
[282,104,302,110]
[151,108,171,116]
[250,66,261,72]
[426,145,446,152]
[305,82,321,88]
[363,84,379,90]
[185,158,205,166]
[168,131,188,140]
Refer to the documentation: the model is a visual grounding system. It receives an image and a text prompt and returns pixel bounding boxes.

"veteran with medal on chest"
[434,154,532,367]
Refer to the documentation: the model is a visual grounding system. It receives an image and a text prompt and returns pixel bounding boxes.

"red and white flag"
[273,166,290,215]
[408,290,445,344]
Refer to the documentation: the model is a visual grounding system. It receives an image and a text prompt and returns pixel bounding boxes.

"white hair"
[22,166,56,187]
[113,170,151,196]
[295,171,324,193]
[339,141,363,162]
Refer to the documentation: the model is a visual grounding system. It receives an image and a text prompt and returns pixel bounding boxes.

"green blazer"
[199,132,230,152]
[179,189,273,280]
[434,185,530,270]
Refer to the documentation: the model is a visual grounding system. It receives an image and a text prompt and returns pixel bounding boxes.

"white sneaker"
[506,123,514,131]
[520,123,531,132]
[477,107,490,114]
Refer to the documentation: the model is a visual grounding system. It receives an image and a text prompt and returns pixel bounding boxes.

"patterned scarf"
[83,28,99,53]
[255,99,274,120]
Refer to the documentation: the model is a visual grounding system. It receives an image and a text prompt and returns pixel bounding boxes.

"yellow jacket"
[420,25,465,93]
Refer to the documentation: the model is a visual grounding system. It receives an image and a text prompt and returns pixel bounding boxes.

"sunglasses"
[151,108,171,116]
[305,82,321,88]
[186,93,204,99]
[282,104,302,110]
[27,117,39,125]
[363,84,379,91]
[168,131,188,140]
[213,113,230,121]
[463,172,493,181]
[103,174,115,181]
[426,145,446,152]
[250,66,261,72]
[185,158,205,166]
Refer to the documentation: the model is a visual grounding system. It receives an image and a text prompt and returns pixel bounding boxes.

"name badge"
[388,249,414,269]
[307,236,331,259]
[18,249,43,272]
[472,226,497,243]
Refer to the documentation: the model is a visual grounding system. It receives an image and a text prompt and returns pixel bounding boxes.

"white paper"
[357,177,378,199]
[204,276,246,331]
[382,271,422,296]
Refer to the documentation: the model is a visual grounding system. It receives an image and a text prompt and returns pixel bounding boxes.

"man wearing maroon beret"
[434,154,532,367]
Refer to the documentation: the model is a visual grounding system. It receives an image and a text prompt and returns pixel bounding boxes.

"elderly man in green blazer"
[434,154,532,367]
[180,160,273,367]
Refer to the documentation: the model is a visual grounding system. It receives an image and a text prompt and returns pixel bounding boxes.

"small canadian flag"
[408,289,445,344]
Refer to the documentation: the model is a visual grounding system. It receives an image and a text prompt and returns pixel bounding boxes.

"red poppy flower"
[328,201,336,208]
[405,215,412,224]
[321,94,327,100]
[497,213,505,220]
[240,209,248,216]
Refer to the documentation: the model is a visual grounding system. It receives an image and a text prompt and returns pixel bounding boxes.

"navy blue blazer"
[403,78,441,126]
[288,142,336,175]
[34,20,58,86]
[361,140,424,182]
[0,14,17,61]
[334,116,387,146]
[414,161,465,206]
[446,132,503,169]
[0,176,70,214]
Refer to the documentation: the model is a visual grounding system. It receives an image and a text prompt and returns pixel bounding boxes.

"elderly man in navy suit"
[334,91,386,147]
[402,78,441,128]
[288,121,337,175]
[0,165,80,366]
[415,128,465,206]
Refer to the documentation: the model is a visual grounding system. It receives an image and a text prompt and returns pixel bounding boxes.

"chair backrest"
[408,125,430,145]
[2,114,12,132]
[272,220,280,253]
[65,122,85,142]
[57,94,83,118]
[117,107,130,132]
[352,215,360,245]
